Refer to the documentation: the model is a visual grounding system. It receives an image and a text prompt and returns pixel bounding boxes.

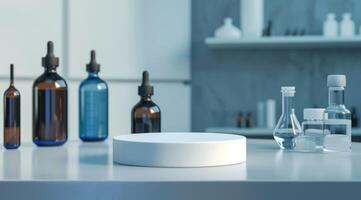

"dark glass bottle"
[33,41,68,146]
[4,64,21,149]
[79,50,108,141]
[131,71,161,133]
[245,112,252,128]
[237,112,243,128]
[351,107,358,127]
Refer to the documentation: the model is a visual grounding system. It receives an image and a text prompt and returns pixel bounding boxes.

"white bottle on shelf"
[265,99,276,129]
[215,18,241,39]
[241,0,264,38]
[257,101,265,128]
[340,13,355,37]
[323,13,338,37]
[257,99,276,129]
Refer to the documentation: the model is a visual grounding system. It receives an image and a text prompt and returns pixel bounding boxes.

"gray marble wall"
[191,0,361,131]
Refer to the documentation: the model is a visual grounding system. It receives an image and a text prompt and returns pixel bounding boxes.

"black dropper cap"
[42,41,59,68]
[86,50,100,72]
[10,64,14,85]
[138,71,154,97]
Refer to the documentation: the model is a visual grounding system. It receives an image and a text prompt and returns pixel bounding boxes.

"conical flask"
[273,87,303,149]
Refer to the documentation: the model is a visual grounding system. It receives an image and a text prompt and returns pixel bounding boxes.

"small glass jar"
[295,108,325,152]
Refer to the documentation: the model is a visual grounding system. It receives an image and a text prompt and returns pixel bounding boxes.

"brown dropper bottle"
[131,71,161,134]
[3,64,21,149]
[32,41,68,146]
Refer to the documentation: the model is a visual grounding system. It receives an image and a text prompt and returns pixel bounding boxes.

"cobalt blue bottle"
[79,50,108,141]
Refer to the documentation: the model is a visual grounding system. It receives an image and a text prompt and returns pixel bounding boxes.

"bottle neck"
[44,67,57,73]
[329,87,344,106]
[282,94,294,114]
[10,68,14,87]
[88,71,99,78]
[140,95,152,101]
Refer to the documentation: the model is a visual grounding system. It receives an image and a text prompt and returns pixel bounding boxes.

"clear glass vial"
[323,75,351,152]
[295,108,324,152]
[33,41,68,146]
[79,50,108,141]
[273,86,302,150]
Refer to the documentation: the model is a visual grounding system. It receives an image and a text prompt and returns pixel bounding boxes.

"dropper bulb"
[142,71,150,85]
[138,70,154,96]
[47,41,54,54]
[90,50,96,61]
[86,50,100,72]
[42,41,59,68]
[10,64,14,83]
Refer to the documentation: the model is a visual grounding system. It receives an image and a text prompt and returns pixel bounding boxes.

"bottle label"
[323,119,351,135]
[81,90,108,136]
[324,119,351,125]
[34,89,67,141]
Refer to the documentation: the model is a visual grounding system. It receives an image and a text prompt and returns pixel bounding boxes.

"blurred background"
[1,0,361,142]
[195,0,361,139]
[0,0,190,142]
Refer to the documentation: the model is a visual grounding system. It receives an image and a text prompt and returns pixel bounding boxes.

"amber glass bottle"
[33,41,68,146]
[131,71,161,133]
[4,64,21,149]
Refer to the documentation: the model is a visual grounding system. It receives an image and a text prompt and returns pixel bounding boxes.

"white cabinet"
[68,0,190,80]
[0,0,63,77]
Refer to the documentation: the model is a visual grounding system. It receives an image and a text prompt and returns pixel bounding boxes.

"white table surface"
[1,139,361,200]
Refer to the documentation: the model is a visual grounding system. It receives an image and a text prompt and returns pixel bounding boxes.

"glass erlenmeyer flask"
[273,86,303,149]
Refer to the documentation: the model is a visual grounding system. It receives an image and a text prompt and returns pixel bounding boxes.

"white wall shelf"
[205,36,361,49]
[206,127,361,137]
[206,127,273,137]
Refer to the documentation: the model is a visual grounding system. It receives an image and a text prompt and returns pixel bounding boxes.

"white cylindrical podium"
[113,132,247,167]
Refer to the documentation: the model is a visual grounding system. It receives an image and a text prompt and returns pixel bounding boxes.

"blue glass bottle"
[79,50,108,141]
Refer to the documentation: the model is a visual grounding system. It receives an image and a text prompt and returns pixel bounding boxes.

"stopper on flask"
[281,86,296,96]
[327,75,346,87]
[303,108,325,120]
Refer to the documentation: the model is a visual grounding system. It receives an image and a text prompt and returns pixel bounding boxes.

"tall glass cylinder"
[324,75,351,152]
